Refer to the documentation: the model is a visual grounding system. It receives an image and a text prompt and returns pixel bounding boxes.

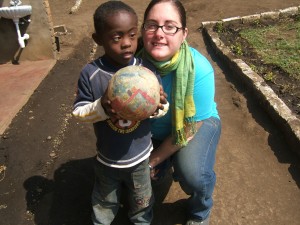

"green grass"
[239,19,300,80]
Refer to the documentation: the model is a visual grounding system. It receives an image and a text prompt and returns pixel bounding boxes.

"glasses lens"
[144,23,157,32]
[162,25,177,34]
[143,23,180,34]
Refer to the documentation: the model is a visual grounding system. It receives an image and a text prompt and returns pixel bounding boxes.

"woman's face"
[142,2,187,61]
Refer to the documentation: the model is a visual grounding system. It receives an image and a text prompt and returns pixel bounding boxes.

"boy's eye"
[129,32,136,38]
[112,36,121,42]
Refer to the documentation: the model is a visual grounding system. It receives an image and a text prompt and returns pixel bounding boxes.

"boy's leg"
[92,158,121,225]
[124,159,154,225]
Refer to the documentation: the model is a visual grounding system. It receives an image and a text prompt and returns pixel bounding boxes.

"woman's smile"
[152,42,167,47]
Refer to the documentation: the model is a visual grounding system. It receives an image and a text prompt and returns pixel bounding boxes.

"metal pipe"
[13,18,29,48]
[10,0,22,6]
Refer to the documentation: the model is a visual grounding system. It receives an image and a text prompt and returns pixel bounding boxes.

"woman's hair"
[143,0,186,28]
[93,1,137,34]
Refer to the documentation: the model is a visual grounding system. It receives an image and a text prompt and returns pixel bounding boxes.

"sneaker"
[185,216,210,225]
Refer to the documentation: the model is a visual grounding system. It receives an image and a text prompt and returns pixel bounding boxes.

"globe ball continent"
[107,65,160,121]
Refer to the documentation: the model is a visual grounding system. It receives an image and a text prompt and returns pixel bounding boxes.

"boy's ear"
[92,33,102,46]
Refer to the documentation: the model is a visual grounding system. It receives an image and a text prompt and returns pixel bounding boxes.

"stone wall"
[201,6,300,156]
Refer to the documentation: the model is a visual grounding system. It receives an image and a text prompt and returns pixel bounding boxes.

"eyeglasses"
[142,23,183,35]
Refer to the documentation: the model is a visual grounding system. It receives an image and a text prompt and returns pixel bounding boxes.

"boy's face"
[93,11,138,67]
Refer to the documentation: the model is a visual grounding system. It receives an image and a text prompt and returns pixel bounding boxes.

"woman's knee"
[178,169,216,194]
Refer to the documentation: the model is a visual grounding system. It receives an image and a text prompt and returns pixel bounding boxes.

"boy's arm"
[72,98,109,122]
[72,71,109,123]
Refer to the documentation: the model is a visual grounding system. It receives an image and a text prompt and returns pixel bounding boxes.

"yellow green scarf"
[138,40,196,146]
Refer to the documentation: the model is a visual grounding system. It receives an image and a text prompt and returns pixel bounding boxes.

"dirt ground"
[1,0,300,225]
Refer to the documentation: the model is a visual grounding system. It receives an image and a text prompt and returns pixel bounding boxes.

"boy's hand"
[159,85,167,106]
[152,86,168,117]
[101,89,121,120]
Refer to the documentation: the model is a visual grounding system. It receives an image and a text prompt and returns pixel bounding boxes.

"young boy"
[72,1,168,225]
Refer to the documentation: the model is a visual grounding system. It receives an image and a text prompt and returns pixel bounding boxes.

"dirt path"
[0,1,300,225]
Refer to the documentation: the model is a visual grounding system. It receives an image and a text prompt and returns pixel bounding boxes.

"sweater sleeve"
[72,68,109,123]
[72,98,109,122]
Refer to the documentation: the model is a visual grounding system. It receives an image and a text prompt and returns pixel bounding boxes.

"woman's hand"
[149,166,160,180]
[149,122,203,169]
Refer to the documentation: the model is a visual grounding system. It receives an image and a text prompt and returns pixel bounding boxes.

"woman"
[139,1,221,224]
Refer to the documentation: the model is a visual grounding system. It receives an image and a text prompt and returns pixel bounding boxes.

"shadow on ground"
[24,158,94,225]
[24,157,187,225]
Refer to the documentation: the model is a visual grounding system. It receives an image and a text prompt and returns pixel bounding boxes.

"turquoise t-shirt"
[150,47,219,141]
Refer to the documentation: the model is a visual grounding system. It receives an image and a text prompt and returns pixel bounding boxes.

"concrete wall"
[0,0,56,64]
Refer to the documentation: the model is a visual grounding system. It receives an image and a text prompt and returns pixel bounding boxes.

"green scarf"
[138,40,196,146]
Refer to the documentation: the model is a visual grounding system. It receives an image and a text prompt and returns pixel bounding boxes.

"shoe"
[185,216,210,225]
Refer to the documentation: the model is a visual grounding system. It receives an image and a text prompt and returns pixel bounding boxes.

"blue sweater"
[74,56,161,168]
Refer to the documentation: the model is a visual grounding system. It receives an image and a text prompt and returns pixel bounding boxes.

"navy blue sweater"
[73,56,161,168]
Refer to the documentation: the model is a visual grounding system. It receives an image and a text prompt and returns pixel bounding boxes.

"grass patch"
[217,14,300,116]
[239,18,300,80]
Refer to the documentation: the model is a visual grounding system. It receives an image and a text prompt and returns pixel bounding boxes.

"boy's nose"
[121,38,132,48]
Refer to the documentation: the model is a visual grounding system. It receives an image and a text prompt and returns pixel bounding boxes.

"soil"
[217,15,300,117]
[1,1,300,225]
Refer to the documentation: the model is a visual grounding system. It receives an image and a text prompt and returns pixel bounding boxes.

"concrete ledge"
[201,6,300,156]
[0,59,56,135]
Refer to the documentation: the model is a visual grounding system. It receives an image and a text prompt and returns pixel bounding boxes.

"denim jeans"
[172,116,221,221]
[153,116,221,221]
[91,158,153,225]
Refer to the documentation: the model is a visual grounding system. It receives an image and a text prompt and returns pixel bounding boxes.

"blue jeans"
[173,117,221,221]
[91,158,154,225]
[153,116,221,221]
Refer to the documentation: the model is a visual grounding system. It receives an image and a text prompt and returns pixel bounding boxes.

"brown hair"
[143,0,187,28]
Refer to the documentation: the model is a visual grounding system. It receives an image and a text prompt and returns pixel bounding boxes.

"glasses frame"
[142,23,183,35]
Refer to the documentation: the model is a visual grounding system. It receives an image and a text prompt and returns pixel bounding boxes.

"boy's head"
[92,1,138,66]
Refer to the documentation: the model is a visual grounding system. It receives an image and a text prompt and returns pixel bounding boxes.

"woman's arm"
[149,135,180,168]
[149,121,203,168]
